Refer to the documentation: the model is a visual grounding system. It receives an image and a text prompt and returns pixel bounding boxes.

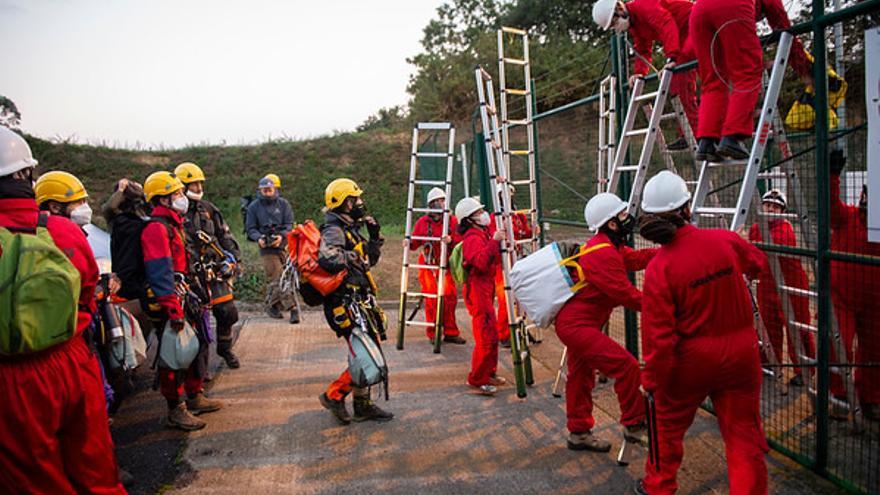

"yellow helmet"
[325,178,363,209]
[34,171,88,205]
[144,171,184,202]
[174,162,206,184]
[264,173,281,188]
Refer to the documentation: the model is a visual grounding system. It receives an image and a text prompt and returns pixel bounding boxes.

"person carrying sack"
[142,171,222,431]
[316,178,393,425]
[555,192,657,453]
[0,126,126,494]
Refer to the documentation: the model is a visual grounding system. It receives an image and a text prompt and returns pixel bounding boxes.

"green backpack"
[449,242,466,285]
[0,213,81,355]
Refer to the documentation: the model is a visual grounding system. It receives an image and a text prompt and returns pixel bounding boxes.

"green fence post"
[531,78,546,247]
[812,0,831,475]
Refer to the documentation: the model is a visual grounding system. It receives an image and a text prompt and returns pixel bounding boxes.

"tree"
[0,96,21,129]
[357,106,409,132]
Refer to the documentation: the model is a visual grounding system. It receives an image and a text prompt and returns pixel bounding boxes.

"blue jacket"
[245,194,294,253]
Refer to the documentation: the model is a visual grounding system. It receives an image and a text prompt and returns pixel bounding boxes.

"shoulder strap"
[560,242,612,293]
[37,211,50,229]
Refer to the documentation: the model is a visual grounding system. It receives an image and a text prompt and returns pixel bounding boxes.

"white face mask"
[186,190,203,201]
[172,195,189,214]
[69,203,92,226]
[475,211,491,227]
[613,16,630,33]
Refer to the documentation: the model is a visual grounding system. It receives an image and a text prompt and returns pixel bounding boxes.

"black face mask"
[617,214,636,235]
[349,204,366,220]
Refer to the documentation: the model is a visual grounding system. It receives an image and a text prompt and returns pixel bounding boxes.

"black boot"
[319,393,351,425]
[353,397,394,422]
[289,310,300,325]
[666,136,689,151]
[218,349,240,369]
[266,306,283,319]
[717,135,749,160]
[695,138,722,162]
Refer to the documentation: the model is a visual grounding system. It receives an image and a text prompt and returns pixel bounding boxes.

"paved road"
[163,309,843,494]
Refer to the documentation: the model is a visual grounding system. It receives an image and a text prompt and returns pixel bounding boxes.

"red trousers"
[0,338,126,495]
[465,282,499,386]
[644,329,768,495]
[158,368,205,402]
[495,268,512,341]
[418,267,460,339]
[757,286,815,375]
[691,0,762,139]
[831,291,880,406]
[555,323,644,432]
[670,69,699,137]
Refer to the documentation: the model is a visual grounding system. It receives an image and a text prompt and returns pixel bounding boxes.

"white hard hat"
[641,170,691,213]
[427,187,446,205]
[762,189,787,209]
[592,0,617,30]
[455,196,484,220]
[0,126,38,177]
[584,192,627,231]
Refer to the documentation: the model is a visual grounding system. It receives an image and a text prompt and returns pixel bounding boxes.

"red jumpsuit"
[641,225,769,495]
[554,233,657,433]
[629,0,698,135]
[461,225,501,386]
[410,214,460,339]
[0,198,125,494]
[492,212,532,341]
[690,0,811,140]
[141,205,203,403]
[830,173,880,407]
[749,220,815,374]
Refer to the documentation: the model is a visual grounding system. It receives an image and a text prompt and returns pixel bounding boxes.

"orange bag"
[288,220,347,296]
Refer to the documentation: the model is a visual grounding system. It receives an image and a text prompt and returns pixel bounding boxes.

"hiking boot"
[567,430,611,452]
[717,136,749,160]
[488,375,507,386]
[218,349,240,369]
[500,339,511,349]
[623,422,649,445]
[186,392,223,415]
[266,306,283,319]
[353,398,394,422]
[633,479,650,495]
[164,403,206,431]
[468,382,497,396]
[695,138,722,162]
[666,137,689,151]
[789,374,804,387]
[118,467,135,487]
[443,335,467,345]
[289,311,301,325]
[319,393,351,425]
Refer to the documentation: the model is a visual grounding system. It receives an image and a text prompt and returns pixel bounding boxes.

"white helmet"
[641,170,691,213]
[762,189,787,209]
[426,187,446,205]
[0,126,38,177]
[455,196,484,220]
[584,192,627,231]
[592,0,618,30]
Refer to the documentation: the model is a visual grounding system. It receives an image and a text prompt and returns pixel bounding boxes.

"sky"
[0,0,443,148]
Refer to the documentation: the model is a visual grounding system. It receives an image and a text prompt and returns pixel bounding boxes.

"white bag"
[108,305,146,370]
[509,242,610,328]
[159,320,200,371]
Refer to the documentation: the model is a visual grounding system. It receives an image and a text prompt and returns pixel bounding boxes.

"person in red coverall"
[555,192,657,452]
[690,0,812,162]
[635,171,769,495]
[142,171,222,431]
[492,186,534,347]
[829,150,880,422]
[0,126,126,495]
[408,187,465,344]
[591,0,698,150]
[456,197,508,396]
[748,189,815,387]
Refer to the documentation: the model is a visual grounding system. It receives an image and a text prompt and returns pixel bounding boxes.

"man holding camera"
[245,175,297,323]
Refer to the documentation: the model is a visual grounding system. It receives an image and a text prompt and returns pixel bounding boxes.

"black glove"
[365,217,381,240]
[830,149,846,176]
[828,74,844,93]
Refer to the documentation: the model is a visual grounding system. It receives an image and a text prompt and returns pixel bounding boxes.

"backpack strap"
[561,242,612,293]
[37,211,50,229]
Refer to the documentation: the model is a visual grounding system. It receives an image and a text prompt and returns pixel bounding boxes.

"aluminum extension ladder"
[475,65,534,398]
[396,123,456,354]
[597,75,617,194]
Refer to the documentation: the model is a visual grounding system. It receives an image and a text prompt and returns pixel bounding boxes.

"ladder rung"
[412,179,446,186]
[758,211,798,220]
[694,207,736,216]
[409,264,441,271]
[615,165,639,172]
[481,103,497,115]
[513,208,534,214]
[416,152,448,158]
[412,207,444,214]
[411,235,443,242]
[511,180,533,186]
[758,172,787,180]
[502,57,526,66]
[789,321,817,333]
[507,119,530,127]
[515,238,535,246]
[501,26,527,35]
[406,292,439,299]
[635,91,659,103]
[707,159,748,168]
[626,128,649,137]
[509,150,531,156]
[417,123,452,130]
[405,321,435,328]
[685,181,699,185]
[779,285,817,298]
[505,89,528,96]
[660,113,677,121]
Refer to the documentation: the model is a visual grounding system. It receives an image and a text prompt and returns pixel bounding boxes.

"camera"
[97,274,124,342]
